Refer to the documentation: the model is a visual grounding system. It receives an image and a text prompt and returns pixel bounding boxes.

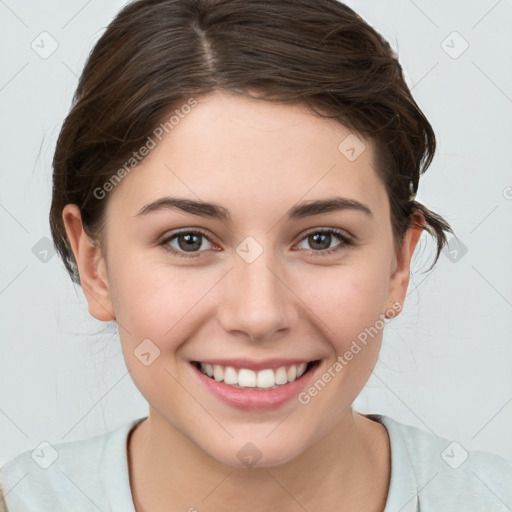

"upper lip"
[191,358,318,371]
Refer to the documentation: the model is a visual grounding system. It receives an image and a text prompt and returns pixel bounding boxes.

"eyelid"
[296,226,353,243]
[160,226,212,242]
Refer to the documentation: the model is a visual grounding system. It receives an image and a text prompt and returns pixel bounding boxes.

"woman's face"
[67,90,420,468]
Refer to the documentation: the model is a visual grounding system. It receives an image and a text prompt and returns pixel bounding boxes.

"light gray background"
[1,0,511,467]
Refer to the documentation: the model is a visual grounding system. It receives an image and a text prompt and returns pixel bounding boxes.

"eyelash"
[160,228,353,259]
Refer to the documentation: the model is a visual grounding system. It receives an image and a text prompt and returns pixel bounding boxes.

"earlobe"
[62,204,115,322]
[386,211,426,315]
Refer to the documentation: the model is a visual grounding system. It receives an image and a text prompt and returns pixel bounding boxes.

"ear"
[386,210,425,317]
[62,204,115,322]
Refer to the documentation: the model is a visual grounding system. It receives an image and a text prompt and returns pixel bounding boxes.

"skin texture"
[63,90,424,511]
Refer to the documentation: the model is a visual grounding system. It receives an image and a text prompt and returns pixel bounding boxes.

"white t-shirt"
[1,414,511,511]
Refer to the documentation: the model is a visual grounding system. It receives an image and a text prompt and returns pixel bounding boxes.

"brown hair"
[50,0,452,285]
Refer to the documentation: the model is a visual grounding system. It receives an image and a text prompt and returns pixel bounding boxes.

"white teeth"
[287,365,297,382]
[213,364,224,381]
[238,369,256,387]
[256,369,275,389]
[223,366,238,385]
[197,362,312,389]
[275,366,288,385]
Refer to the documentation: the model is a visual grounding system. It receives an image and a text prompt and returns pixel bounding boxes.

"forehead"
[106,91,388,221]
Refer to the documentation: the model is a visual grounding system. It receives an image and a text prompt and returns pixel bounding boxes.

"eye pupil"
[178,233,202,252]
[309,233,331,250]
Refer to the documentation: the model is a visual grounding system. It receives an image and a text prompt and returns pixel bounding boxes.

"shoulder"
[0,417,145,512]
[367,414,512,512]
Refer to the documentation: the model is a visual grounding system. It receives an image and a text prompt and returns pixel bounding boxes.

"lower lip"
[191,361,320,411]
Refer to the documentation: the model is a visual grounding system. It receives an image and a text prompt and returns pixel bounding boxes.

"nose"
[216,247,299,343]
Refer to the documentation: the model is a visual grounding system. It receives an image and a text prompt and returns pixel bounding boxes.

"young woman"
[1,0,511,511]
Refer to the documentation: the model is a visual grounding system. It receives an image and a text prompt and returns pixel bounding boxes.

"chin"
[205,436,305,470]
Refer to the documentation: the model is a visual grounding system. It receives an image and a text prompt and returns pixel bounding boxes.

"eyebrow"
[135,195,373,221]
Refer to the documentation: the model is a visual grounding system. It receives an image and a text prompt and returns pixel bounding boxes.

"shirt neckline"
[364,413,419,512]
[108,416,147,512]
[116,414,419,512]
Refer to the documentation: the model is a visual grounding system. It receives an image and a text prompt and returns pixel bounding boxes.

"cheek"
[289,264,391,421]
[110,261,213,398]
[109,252,224,347]
[299,258,391,342]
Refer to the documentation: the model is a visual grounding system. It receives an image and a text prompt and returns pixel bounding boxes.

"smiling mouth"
[191,360,320,390]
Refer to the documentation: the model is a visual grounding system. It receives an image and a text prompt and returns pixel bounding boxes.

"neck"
[128,408,390,512]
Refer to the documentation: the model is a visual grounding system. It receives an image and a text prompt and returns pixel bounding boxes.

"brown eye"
[161,229,214,258]
[295,228,353,257]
